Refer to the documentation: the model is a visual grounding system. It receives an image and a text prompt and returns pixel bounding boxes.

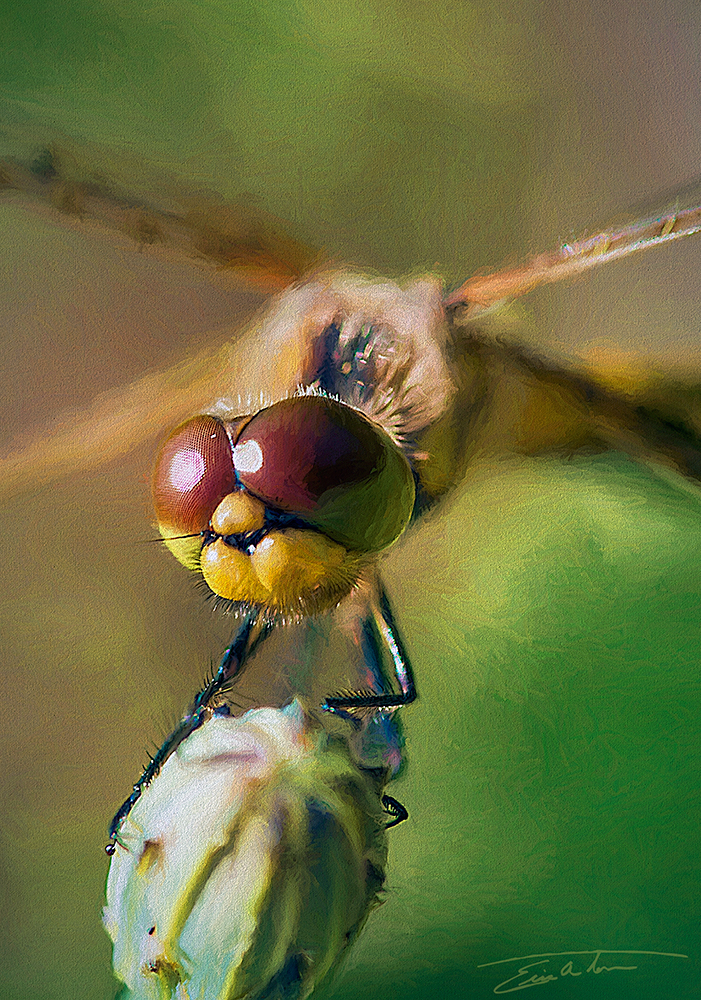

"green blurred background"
[1,1,700,998]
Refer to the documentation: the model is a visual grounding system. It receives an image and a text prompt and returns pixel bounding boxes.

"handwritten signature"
[477,950,689,994]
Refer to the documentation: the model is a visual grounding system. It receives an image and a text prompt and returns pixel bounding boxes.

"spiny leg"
[106,610,269,854]
[321,586,414,826]
[382,795,409,829]
[322,584,417,714]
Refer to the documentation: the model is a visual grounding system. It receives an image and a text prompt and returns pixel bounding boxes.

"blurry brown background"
[1,2,701,998]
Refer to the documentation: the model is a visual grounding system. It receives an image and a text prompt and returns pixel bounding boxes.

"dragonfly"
[2,132,701,1000]
[4,138,701,863]
[3,140,701,767]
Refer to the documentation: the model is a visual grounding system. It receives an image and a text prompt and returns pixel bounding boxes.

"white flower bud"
[103,701,389,1000]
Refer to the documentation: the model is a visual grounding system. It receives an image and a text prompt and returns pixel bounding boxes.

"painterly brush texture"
[1,3,701,999]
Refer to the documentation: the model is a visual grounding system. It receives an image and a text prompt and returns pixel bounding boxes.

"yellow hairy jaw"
[160,491,366,616]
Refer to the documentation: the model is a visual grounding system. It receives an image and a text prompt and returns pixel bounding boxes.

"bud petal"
[104,701,389,1000]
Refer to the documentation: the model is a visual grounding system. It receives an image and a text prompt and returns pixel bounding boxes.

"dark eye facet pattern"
[153,415,237,534]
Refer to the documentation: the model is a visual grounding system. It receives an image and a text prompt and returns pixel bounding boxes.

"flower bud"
[103,701,389,1000]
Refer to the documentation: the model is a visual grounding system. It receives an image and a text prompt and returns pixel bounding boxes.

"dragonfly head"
[153,394,415,617]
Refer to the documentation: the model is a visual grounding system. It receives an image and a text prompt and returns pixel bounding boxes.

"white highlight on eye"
[234,439,264,474]
[169,449,206,491]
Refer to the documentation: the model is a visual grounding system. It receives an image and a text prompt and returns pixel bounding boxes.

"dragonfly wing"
[0,125,320,289]
[445,193,701,317]
[3,129,701,508]
[0,265,455,502]
[422,326,701,508]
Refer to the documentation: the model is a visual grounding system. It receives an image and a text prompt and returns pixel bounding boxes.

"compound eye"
[153,416,236,535]
[233,396,415,552]
[233,396,384,513]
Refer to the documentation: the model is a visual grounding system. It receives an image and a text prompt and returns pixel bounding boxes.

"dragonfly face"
[153,394,415,617]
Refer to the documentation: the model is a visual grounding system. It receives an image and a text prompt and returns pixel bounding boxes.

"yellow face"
[154,395,416,618]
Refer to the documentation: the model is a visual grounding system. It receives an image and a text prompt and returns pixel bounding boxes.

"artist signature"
[478,950,689,994]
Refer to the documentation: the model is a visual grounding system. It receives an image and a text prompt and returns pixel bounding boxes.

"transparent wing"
[3,133,701,509]
[0,122,321,287]
[445,181,701,316]
[0,130,323,500]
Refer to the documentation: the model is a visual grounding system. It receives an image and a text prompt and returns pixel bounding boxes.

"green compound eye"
[232,395,415,553]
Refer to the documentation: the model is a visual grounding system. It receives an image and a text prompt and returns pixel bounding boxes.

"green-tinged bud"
[103,701,389,1000]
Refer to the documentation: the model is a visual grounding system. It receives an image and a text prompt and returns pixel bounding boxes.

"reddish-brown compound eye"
[233,396,384,513]
[233,395,415,553]
[153,415,237,534]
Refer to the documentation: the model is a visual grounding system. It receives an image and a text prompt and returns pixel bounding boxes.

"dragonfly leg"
[382,794,409,829]
[322,586,417,715]
[106,610,265,854]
